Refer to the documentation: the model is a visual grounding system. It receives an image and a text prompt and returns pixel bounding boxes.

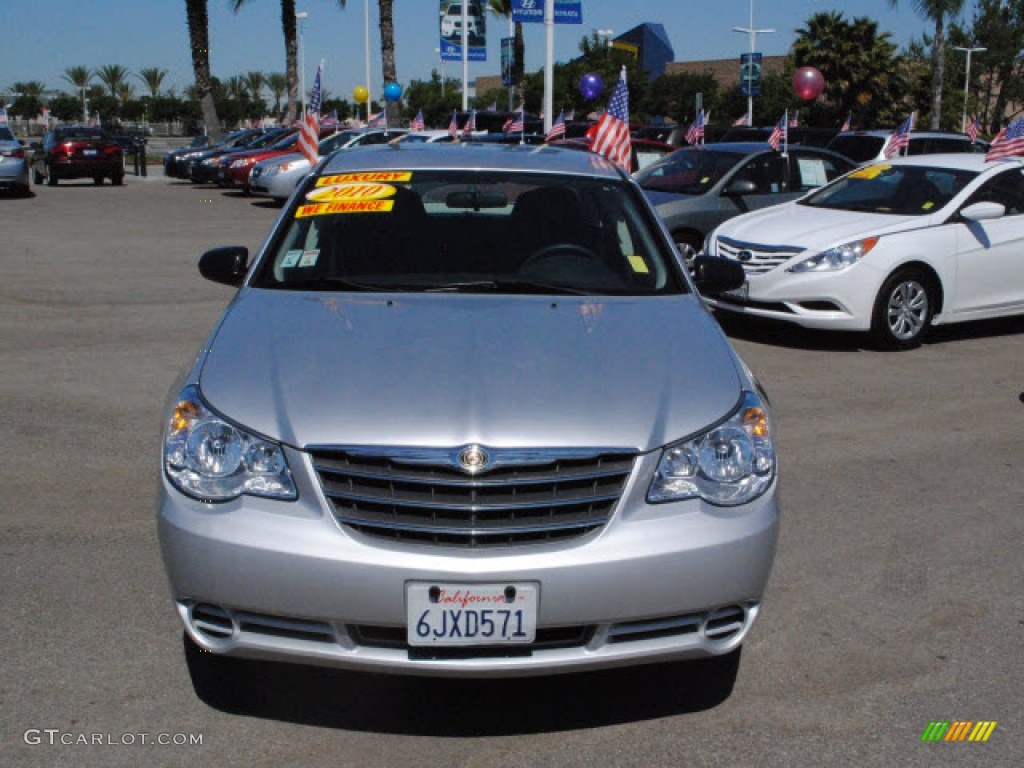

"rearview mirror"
[446,190,508,210]
[199,246,249,287]
[691,255,746,295]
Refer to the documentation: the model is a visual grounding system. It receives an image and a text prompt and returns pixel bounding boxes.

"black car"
[30,126,124,186]
[163,129,266,180]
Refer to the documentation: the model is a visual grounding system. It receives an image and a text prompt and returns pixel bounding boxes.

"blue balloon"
[579,73,604,101]
[383,82,403,102]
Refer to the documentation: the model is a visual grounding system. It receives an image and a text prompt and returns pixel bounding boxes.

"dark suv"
[31,126,124,186]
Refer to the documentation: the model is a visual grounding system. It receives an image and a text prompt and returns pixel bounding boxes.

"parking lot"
[1,174,1021,767]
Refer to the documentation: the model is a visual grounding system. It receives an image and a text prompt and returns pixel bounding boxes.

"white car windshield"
[800,163,977,215]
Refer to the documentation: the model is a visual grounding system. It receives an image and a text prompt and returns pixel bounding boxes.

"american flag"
[840,111,852,132]
[986,116,1024,161]
[410,109,425,132]
[448,110,459,139]
[768,111,787,151]
[89,113,101,127]
[505,104,525,134]
[321,109,339,128]
[367,111,387,129]
[733,112,749,126]
[966,114,980,142]
[884,112,914,159]
[298,62,322,165]
[685,109,705,145]
[546,110,566,141]
[789,111,799,128]
[591,67,631,171]
[462,109,476,138]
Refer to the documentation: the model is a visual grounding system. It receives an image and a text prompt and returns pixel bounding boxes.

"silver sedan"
[0,125,31,195]
[158,143,778,680]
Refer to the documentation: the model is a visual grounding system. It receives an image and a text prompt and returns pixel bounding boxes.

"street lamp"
[732,0,774,126]
[952,44,986,133]
[296,10,308,116]
[595,28,614,48]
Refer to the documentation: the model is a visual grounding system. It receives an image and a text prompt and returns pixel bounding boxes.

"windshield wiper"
[423,280,590,296]
[275,276,401,292]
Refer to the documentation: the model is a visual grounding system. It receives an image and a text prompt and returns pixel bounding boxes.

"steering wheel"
[520,243,600,271]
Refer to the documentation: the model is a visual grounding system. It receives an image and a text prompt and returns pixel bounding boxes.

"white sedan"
[702,154,1024,348]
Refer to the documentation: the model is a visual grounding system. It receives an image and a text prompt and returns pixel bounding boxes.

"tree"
[62,66,94,121]
[379,1,398,122]
[487,1,525,99]
[230,1,347,123]
[97,64,130,100]
[266,72,287,117]
[9,81,46,120]
[185,0,222,139]
[957,0,1024,133]
[888,0,968,129]
[402,71,461,126]
[136,67,169,98]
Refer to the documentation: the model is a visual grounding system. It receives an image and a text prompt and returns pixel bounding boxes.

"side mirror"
[960,201,1005,222]
[723,179,759,196]
[199,246,249,287]
[691,255,746,294]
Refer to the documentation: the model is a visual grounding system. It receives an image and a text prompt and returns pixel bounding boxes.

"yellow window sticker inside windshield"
[306,182,397,203]
[922,201,935,210]
[849,164,890,180]
[627,255,650,274]
[700,176,710,184]
[316,171,412,186]
[281,249,303,268]
[296,200,395,217]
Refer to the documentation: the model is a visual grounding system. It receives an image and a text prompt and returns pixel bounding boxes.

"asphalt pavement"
[0,173,1021,767]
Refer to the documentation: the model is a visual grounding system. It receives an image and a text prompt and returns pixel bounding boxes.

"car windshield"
[253,170,684,296]
[634,149,746,195]
[246,131,287,149]
[0,126,15,142]
[800,163,978,215]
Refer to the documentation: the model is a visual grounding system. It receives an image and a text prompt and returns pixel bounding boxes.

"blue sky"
[1,1,971,103]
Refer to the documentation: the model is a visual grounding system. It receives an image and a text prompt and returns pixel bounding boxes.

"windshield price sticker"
[850,164,890,180]
[295,200,395,217]
[407,582,538,646]
[316,171,412,186]
[306,182,397,203]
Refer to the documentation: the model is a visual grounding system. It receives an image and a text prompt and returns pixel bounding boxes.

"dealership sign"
[512,0,582,24]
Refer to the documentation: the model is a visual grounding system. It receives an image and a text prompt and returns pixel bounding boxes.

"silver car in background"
[0,125,31,195]
[250,128,407,203]
[158,144,780,681]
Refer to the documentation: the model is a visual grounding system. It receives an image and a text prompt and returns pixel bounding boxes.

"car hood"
[199,290,743,452]
[257,151,305,170]
[715,201,926,251]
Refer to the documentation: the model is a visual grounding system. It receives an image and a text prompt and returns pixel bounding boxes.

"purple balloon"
[793,67,825,101]
[579,73,604,101]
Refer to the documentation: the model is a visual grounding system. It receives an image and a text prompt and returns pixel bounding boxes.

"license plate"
[83,149,98,156]
[721,281,749,300]
[406,582,538,646]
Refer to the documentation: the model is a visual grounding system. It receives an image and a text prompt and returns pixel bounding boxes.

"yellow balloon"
[353,86,369,104]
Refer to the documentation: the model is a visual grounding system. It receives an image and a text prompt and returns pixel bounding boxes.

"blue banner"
[740,53,762,97]
[512,0,582,24]
[440,1,487,62]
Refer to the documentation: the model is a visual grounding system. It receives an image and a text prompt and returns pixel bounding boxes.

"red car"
[31,126,124,186]
[219,128,337,193]
[547,136,675,174]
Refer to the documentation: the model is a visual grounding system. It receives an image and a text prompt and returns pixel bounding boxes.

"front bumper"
[250,168,301,199]
[157,449,780,677]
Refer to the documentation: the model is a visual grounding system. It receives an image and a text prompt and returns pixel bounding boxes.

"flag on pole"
[410,109,425,132]
[546,110,566,141]
[685,109,705,145]
[321,109,339,128]
[768,111,787,151]
[840,111,852,132]
[298,62,323,165]
[591,67,632,171]
[505,104,525,134]
[462,109,477,138]
[448,110,459,139]
[789,111,800,128]
[965,114,980,143]
[88,113,101,127]
[884,112,914,158]
[986,116,1024,161]
[367,111,387,129]
[733,112,750,126]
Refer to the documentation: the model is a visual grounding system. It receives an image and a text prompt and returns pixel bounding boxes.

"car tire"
[111,174,124,186]
[46,167,57,186]
[33,168,45,185]
[673,230,703,273]
[869,268,935,350]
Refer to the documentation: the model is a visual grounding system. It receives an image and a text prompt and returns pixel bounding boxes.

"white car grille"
[716,236,802,275]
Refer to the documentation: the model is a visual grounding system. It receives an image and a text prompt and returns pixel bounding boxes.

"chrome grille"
[716,235,802,275]
[309,446,635,548]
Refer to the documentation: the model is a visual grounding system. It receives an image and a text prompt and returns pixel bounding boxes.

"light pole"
[952,45,986,133]
[364,0,372,121]
[296,10,308,116]
[595,28,614,48]
[732,0,774,126]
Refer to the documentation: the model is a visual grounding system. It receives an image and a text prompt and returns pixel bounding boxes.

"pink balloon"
[793,67,825,101]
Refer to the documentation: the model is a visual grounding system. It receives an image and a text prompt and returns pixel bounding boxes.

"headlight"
[787,237,878,273]
[163,385,297,502]
[648,391,775,506]
[278,161,306,173]
[230,158,252,169]
[260,165,280,176]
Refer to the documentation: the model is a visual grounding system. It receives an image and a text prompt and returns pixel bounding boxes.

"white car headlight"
[201,157,219,166]
[163,385,296,502]
[278,161,306,173]
[788,237,878,273]
[648,391,775,506]
[230,158,251,169]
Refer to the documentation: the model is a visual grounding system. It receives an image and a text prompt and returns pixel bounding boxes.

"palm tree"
[888,0,967,129]
[185,0,222,140]
[63,66,94,121]
[136,67,169,98]
[379,0,398,122]
[266,72,287,117]
[230,1,347,123]
[487,0,525,100]
[243,71,265,105]
[97,64,130,100]
[225,76,249,104]
[117,83,137,104]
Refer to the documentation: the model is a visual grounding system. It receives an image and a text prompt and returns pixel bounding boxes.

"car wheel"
[870,268,934,350]
[111,174,124,186]
[33,167,44,185]
[673,231,703,274]
[46,167,57,186]
[93,176,104,185]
